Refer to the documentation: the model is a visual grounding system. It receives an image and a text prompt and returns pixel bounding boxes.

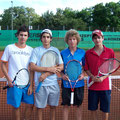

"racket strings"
[66,61,82,81]
[15,70,29,86]
[35,50,59,93]
[41,51,59,67]
[99,60,120,75]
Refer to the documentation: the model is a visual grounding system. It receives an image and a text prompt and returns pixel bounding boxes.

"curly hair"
[64,29,81,45]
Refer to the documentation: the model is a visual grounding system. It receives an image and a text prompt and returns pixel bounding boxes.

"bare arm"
[61,68,85,81]
[55,63,64,73]
[29,62,64,74]
[28,70,34,95]
[85,70,94,78]
[1,61,13,87]
[85,70,109,82]
[39,63,64,82]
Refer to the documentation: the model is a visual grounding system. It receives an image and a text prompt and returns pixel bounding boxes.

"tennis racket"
[88,58,120,87]
[65,59,83,104]
[35,50,59,93]
[3,68,30,89]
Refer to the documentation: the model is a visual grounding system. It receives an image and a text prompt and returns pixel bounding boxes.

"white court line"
[0,78,7,81]
[1,76,120,82]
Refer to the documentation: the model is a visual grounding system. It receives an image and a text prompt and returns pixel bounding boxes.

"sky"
[0,0,120,15]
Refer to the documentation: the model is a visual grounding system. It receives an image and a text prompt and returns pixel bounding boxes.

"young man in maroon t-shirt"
[84,29,115,120]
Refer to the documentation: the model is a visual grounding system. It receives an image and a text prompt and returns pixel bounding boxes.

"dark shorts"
[88,90,111,113]
[61,86,84,106]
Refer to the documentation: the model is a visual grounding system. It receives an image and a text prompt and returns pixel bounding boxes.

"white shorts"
[35,84,60,108]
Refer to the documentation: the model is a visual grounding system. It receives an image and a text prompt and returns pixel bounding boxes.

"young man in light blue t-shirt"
[29,29,63,120]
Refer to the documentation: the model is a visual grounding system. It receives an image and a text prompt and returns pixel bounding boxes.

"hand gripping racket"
[88,58,120,87]
[65,59,83,104]
[35,50,59,93]
[3,68,30,89]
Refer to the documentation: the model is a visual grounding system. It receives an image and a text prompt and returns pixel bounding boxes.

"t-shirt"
[30,46,63,86]
[1,43,33,82]
[84,45,115,90]
[61,48,85,88]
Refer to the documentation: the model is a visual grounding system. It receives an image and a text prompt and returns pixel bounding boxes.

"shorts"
[88,90,111,113]
[61,86,84,106]
[35,84,60,108]
[7,85,34,108]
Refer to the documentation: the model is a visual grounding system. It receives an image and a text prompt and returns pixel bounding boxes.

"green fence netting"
[0,30,120,50]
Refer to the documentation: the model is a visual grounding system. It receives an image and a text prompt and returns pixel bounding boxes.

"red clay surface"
[0,51,120,120]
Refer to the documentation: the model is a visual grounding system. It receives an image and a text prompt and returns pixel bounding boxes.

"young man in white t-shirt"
[1,25,34,120]
[29,29,63,120]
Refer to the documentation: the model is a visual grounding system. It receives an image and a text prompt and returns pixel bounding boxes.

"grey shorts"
[35,84,60,108]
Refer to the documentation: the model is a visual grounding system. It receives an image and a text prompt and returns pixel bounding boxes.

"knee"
[26,104,34,109]
[50,106,56,109]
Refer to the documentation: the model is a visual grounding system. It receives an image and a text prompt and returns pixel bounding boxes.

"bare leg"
[50,106,56,120]
[37,108,42,120]
[102,112,109,120]
[24,104,34,120]
[76,105,82,120]
[13,107,20,120]
[91,110,98,120]
[63,105,70,120]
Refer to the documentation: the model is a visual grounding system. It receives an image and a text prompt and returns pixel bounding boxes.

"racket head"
[35,50,59,92]
[65,60,82,82]
[41,50,59,67]
[14,68,30,89]
[99,58,120,76]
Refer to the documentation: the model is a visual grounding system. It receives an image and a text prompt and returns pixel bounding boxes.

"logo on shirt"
[11,50,30,56]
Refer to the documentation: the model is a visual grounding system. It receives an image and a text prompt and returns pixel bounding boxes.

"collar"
[15,43,26,48]
[90,45,106,53]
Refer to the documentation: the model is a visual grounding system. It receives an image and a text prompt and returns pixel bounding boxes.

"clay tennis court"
[0,51,120,120]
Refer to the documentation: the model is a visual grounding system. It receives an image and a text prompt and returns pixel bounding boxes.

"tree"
[75,8,93,30]
[41,10,55,29]
[53,8,65,30]
[0,6,39,30]
[63,7,75,18]
[0,1,120,31]
[62,7,87,30]
[105,2,120,31]
[92,3,108,31]
[0,8,12,29]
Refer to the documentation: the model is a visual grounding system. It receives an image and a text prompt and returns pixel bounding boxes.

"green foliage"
[92,3,108,30]
[105,2,120,31]
[0,6,40,30]
[92,2,120,31]
[0,1,120,31]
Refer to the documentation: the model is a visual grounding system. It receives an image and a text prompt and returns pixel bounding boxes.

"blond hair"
[64,29,81,45]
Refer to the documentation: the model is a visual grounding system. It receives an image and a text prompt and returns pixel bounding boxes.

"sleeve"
[112,49,115,58]
[56,48,63,65]
[1,46,10,62]
[82,51,86,66]
[84,52,89,71]
[29,48,38,64]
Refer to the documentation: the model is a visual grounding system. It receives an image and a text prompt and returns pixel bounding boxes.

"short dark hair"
[15,25,30,37]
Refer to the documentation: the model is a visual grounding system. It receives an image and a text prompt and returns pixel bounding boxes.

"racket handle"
[35,82,42,93]
[3,85,10,90]
[88,81,94,87]
[70,92,74,104]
